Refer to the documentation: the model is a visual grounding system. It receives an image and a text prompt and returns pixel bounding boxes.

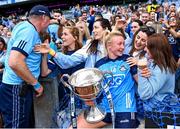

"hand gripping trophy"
[61,68,115,128]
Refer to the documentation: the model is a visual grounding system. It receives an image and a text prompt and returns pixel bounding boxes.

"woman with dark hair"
[126,26,156,128]
[130,20,143,38]
[127,26,155,66]
[138,33,178,112]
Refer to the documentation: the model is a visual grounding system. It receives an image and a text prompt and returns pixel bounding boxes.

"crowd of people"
[0,0,180,128]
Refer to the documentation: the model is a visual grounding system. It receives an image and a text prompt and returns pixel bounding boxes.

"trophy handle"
[102,71,113,88]
[61,74,72,90]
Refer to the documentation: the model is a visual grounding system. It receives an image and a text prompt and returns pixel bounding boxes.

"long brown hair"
[62,26,83,54]
[147,33,177,73]
[87,18,111,54]
[129,26,155,58]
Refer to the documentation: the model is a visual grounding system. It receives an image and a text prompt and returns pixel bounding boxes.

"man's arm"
[9,50,37,85]
[9,50,43,97]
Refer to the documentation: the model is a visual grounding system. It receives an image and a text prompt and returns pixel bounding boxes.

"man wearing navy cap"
[0,5,50,128]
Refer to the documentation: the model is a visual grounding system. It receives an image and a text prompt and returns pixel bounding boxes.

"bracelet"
[49,49,56,57]
[33,81,41,91]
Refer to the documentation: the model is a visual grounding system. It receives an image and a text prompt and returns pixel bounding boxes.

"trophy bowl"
[69,68,103,100]
[61,68,112,123]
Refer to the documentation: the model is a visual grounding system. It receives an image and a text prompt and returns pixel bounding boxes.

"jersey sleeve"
[11,27,39,57]
[130,64,137,76]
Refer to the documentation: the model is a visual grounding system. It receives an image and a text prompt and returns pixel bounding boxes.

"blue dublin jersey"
[95,54,137,112]
[47,24,59,42]
[2,21,42,85]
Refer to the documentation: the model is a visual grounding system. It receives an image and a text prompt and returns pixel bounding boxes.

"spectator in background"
[76,20,91,45]
[103,7,112,21]
[81,11,88,23]
[169,3,176,13]
[163,2,170,20]
[1,26,10,43]
[111,15,122,27]
[163,16,180,93]
[149,11,156,22]
[48,9,62,43]
[113,16,133,55]
[0,24,4,36]
[141,12,150,24]
[130,20,143,38]
[164,17,180,62]
[126,11,140,38]
[1,26,8,37]
[73,4,82,20]
[94,12,104,21]
[168,11,176,18]
[0,37,6,83]
[87,9,95,35]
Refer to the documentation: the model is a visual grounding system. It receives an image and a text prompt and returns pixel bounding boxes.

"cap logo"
[38,10,46,14]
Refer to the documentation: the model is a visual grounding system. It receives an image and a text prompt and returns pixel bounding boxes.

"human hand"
[34,40,50,54]
[114,19,126,30]
[50,19,59,24]
[60,15,67,25]
[33,82,44,97]
[126,57,138,67]
[140,67,151,78]
[162,20,170,28]
[35,85,44,97]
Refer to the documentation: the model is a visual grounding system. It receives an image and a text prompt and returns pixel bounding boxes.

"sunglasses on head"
[169,18,176,22]
[140,26,155,35]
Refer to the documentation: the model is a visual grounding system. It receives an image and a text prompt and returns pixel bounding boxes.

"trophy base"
[84,106,106,123]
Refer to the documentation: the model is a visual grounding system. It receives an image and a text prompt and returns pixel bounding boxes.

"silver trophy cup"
[61,68,113,123]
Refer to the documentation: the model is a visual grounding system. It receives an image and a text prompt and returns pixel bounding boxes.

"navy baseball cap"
[29,5,51,18]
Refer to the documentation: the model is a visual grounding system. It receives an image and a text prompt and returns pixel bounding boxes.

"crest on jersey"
[119,65,127,71]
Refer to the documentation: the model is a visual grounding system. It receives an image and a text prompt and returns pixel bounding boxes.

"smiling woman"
[129,26,155,60]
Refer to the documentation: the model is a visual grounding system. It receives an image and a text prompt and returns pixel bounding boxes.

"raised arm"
[41,54,52,77]
[53,50,87,69]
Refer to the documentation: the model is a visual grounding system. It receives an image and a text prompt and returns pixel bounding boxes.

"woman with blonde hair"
[76,20,91,45]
